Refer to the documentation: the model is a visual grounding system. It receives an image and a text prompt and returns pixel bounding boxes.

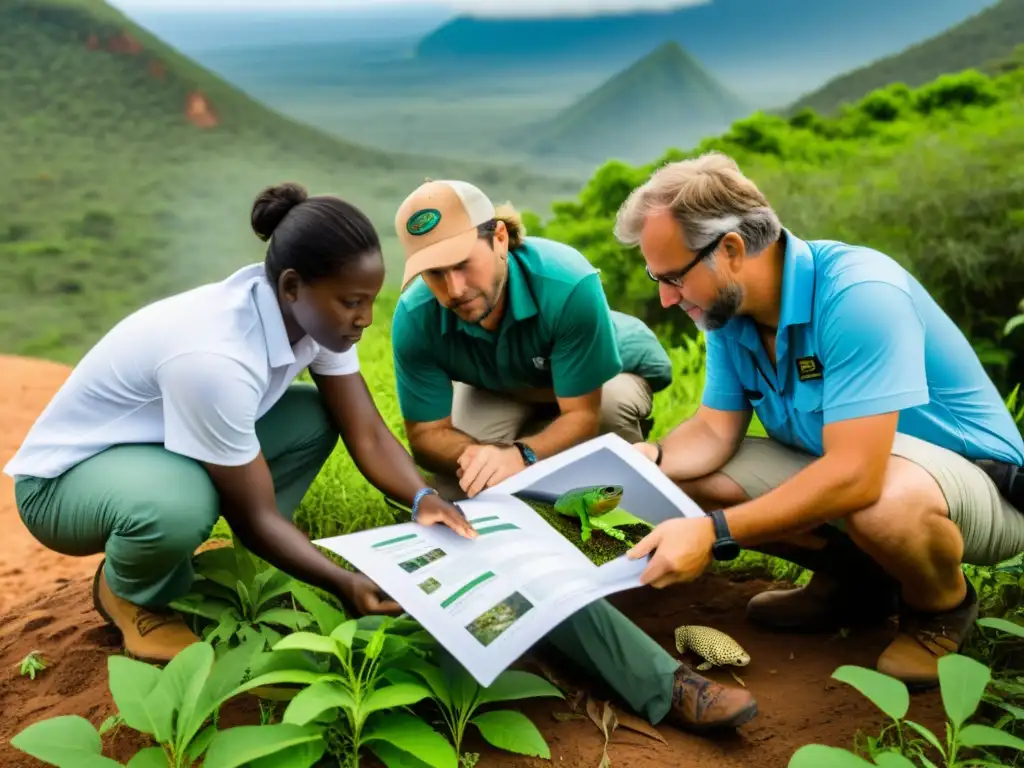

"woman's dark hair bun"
[251,182,309,242]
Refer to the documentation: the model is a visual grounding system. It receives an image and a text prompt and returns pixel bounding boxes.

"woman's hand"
[415,493,478,539]
[337,572,402,616]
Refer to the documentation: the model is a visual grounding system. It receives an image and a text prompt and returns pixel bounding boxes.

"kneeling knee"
[845,481,946,549]
[122,501,219,565]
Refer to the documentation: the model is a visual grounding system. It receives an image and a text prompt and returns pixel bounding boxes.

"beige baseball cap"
[394,179,496,289]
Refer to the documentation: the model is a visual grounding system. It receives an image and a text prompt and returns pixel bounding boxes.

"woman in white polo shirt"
[4,182,476,664]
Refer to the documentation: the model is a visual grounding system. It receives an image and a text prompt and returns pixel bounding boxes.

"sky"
[109,0,708,15]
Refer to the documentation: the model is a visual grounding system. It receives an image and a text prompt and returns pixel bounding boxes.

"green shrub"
[913,69,1001,113]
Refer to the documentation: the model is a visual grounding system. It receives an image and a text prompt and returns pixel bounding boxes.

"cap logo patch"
[406,208,441,236]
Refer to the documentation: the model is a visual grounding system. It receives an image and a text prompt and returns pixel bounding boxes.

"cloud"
[111,0,709,15]
[450,0,709,16]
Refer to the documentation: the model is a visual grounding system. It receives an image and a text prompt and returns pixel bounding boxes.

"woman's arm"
[156,350,400,615]
[312,370,477,538]
[202,456,400,615]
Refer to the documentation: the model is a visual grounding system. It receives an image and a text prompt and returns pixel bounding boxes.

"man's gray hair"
[614,151,782,255]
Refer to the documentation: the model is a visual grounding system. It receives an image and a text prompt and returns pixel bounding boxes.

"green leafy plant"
[974,616,1024,734]
[10,641,327,767]
[236,609,455,768]
[788,652,1024,767]
[1003,382,1024,427]
[18,650,47,680]
[397,652,564,761]
[168,536,314,655]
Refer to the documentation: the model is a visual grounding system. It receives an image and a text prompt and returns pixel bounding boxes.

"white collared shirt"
[4,263,359,479]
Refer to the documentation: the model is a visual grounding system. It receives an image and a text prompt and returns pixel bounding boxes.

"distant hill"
[0,0,579,363]
[787,0,1024,115]
[415,0,996,107]
[518,42,750,166]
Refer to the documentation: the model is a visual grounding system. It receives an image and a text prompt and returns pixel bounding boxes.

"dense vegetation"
[525,65,1024,392]
[787,0,1024,115]
[518,42,750,167]
[0,0,580,364]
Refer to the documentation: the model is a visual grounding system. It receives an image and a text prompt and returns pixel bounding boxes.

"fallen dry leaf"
[586,697,620,768]
[607,706,667,745]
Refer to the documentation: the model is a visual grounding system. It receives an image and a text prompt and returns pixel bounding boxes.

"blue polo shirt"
[701,230,1024,465]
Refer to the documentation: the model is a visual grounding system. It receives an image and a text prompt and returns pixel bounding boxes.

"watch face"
[514,442,536,465]
[714,540,741,561]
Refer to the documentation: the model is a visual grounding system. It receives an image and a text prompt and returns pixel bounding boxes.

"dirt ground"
[0,355,103,615]
[0,354,948,767]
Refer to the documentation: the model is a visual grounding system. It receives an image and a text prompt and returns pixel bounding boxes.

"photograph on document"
[487,433,706,529]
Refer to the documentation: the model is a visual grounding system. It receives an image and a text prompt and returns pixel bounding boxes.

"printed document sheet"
[314,433,705,687]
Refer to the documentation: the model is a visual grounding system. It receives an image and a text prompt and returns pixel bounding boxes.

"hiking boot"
[664,663,758,732]
[746,572,899,632]
[92,561,199,664]
[876,578,979,691]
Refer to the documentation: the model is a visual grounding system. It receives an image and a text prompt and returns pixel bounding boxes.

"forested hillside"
[525,68,1024,390]
[787,0,1024,114]
[0,0,578,364]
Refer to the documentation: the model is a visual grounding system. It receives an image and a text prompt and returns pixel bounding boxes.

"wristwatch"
[709,509,741,561]
[513,441,537,466]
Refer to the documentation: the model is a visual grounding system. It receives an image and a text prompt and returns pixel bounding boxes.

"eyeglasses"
[645,232,728,287]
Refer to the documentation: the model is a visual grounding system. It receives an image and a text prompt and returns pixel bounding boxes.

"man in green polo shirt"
[390,178,673,500]
[385,179,757,736]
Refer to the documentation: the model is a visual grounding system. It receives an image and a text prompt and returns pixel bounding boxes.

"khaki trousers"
[720,433,1024,566]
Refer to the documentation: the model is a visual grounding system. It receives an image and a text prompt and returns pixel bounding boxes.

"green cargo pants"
[13,382,680,723]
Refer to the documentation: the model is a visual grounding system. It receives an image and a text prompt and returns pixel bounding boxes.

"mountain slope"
[518,42,750,166]
[0,0,580,363]
[787,0,1024,115]
[415,0,995,106]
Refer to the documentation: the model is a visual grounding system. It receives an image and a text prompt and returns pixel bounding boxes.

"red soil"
[80,29,217,128]
[0,354,947,767]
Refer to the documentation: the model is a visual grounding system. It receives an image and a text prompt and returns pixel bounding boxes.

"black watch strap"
[709,509,741,561]
[513,441,537,466]
[710,508,729,538]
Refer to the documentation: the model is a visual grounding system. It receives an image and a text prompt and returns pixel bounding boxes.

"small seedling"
[19,651,47,680]
[98,714,124,737]
[399,652,564,761]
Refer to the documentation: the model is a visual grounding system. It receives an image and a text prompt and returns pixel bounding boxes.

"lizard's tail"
[511,489,562,506]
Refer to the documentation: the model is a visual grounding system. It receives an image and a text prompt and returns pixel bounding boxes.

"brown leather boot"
[92,561,200,664]
[876,578,979,691]
[746,572,899,632]
[664,663,758,732]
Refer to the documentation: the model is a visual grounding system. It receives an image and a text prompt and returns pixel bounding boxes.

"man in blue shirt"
[616,151,1024,691]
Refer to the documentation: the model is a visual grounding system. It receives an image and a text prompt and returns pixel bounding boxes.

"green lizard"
[552,485,649,543]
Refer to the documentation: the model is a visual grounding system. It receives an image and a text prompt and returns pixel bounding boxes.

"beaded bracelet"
[410,487,438,521]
